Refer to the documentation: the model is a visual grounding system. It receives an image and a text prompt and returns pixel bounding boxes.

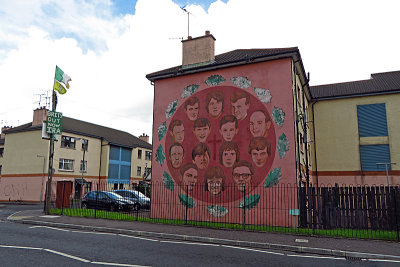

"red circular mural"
[166,86,276,203]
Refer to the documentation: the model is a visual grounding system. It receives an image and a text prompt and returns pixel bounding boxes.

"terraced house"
[0,107,152,202]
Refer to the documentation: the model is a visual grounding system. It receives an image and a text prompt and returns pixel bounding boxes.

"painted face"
[208,98,223,118]
[222,149,237,167]
[231,98,249,121]
[232,166,252,192]
[207,177,223,196]
[169,145,184,169]
[251,147,268,167]
[172,125,184,143]
[193,153,210,170]
[182,168,198,191]
[185,103,199,121]
[220,122,238,141]
[250,111,270,137]
[193,125,210,143]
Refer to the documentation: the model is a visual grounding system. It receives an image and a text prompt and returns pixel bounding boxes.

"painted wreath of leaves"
[178,194,196,208]
[277,133,290,159]
[162,171,174,191]
[264,167,282,188]
[207,205,228,217]
[239,194,260,210]
[205,75,226,86]
[165,100,178,119]
[272,107,285,127]
[181,84,200,98]
[155,144,165,166]
[231,76,251,89]
[157,121,167,141]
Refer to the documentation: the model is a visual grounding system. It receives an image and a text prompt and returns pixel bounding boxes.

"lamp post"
[37,155,46,203]
[376,162,397,187]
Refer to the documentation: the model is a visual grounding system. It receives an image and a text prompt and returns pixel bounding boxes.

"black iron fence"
[48,181,400,241]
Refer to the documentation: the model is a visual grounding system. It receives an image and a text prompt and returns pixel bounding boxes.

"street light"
[37,155,46,203]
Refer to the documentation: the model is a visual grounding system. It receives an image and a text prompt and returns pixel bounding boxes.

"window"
[82,139,88,151]
[357,103,391,171]
[144,167,151,177]
[138,149,142,159]
[61,136,76,149]
[145,151,152,160]
[137,166,141,176]
[59,158,74,171]
[80,160,87,173]
[0,165,2,175]
[0,148,3,157]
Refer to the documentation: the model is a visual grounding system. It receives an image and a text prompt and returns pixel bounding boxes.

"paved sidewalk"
[7,209,400,261]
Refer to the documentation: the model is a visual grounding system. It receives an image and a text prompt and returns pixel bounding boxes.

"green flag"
[54,80,67,94]
[55,66,72,89]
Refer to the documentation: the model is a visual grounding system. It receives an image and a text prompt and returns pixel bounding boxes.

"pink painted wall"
[151,59,297,226]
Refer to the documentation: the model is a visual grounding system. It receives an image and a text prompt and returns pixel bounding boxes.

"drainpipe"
[311,101,319,187]
[302,74,310,187]
[293,65,302,187]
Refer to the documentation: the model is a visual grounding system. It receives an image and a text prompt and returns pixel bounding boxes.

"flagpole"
[44,66,58,214]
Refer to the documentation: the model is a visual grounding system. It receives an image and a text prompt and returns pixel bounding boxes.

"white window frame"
[59,158,74,171]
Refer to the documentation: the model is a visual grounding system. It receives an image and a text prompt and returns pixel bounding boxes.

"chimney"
[32,107,48,126]
[1,126,12,139]
[139,133,149,143]
[182,30,216,68]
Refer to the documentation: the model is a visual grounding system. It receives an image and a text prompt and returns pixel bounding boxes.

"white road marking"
[6,210,23,220]
[29,226,70,232]
[70,230,116,236]
[40,215,60,218]
[0,244,42,250]
[0,244,148,266]
[295,239,309,243]
[220,245,285,256]
[286,254,346,260]
[368,259,400,263]
[118,234,158,242]
[44,248,90,263]
[92,261,149,267]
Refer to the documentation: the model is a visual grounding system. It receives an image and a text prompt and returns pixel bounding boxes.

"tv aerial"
[181,5,192,38]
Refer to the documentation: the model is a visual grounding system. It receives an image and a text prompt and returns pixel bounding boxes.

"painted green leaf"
[178,194,196,208]
[272,107,285,127]
[158,121,167,141]
[231,76,251,89]
[165,100,178,119]
[181,84,200,98]
[162,171,174,191]
[264,167,282,188]
[277,133,290,159]
[207,205,228,217]
[254,87,272,103]
[155,144,165,166]
[239,194,260,210]
[205,75,226,86]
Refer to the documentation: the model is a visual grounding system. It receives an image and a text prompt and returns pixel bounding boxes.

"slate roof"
[310,71,400,100]
[146,47,302,81]
[5,117,151,149]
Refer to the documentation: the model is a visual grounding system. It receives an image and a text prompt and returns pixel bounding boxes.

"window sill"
[58,169,74,172]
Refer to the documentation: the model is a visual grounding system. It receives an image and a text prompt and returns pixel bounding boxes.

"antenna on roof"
[33,90,52,109]
[180,5,192,38]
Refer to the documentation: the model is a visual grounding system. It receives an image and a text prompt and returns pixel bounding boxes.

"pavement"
[6,208,400,261]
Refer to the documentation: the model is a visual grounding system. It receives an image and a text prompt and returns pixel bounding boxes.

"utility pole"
[376,162,397,187]
[44,69,58,214]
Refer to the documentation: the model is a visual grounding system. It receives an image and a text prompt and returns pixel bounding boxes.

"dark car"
[81,191,135,212]
[114,189,151,211]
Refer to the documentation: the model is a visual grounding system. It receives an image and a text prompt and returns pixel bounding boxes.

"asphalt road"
[0,204,398,266]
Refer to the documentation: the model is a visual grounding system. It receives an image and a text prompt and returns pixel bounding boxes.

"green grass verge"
[50,208,399,241]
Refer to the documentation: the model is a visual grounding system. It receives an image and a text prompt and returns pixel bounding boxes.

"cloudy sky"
[0,0,399,142]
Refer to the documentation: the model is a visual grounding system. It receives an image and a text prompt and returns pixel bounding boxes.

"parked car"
[81,191,135,212]
[114,189,151,211]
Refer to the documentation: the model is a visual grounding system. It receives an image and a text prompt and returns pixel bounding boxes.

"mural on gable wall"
[152,60,296,225]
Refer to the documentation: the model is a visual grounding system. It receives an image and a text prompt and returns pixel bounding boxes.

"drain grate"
[345,256,362,261]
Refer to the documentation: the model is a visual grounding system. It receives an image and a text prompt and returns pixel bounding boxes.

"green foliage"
[165,100,178,119]
[157,121,167,141]
[272,106,285,127]
[277,133,289,159]
[230,76,251,89]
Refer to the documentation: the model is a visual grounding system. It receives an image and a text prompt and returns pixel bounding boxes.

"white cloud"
[0,0,399,142]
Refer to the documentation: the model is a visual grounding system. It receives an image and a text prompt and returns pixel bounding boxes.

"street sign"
[46,111,63,135]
